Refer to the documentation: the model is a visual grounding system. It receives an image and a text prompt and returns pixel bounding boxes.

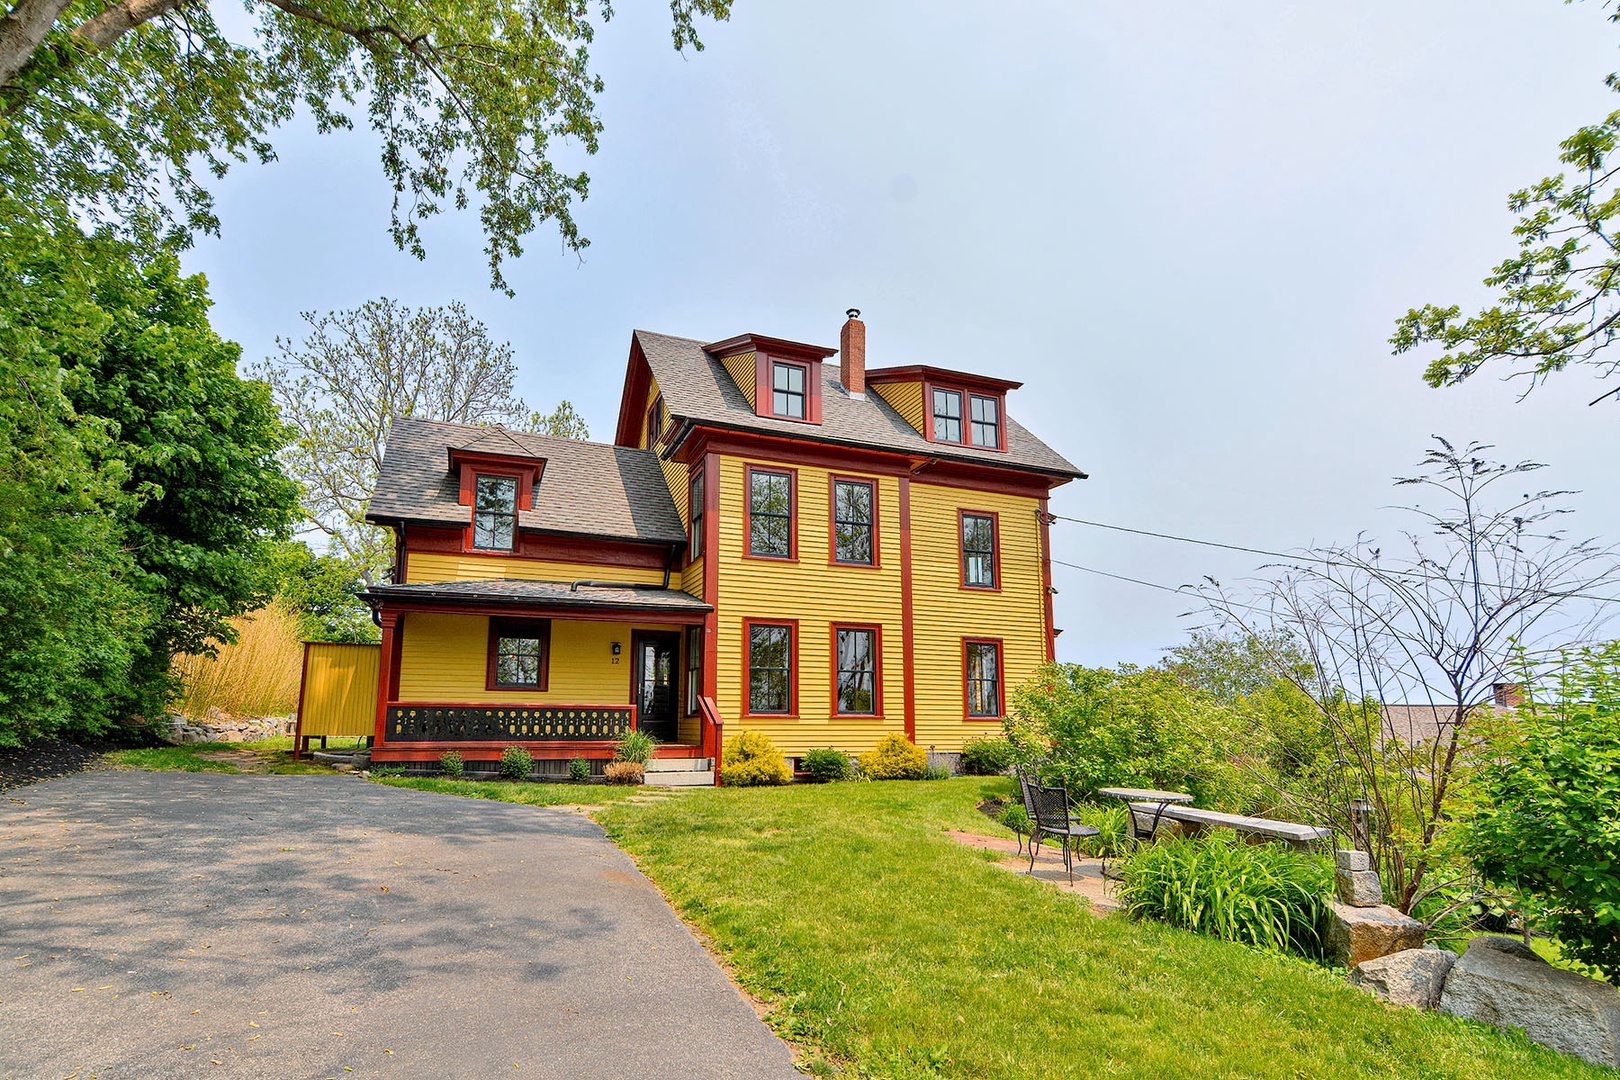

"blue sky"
[186,1,1620,666]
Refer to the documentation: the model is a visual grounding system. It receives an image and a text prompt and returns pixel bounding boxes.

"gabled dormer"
[448,442,545,553]
[866,366,1021,453]
[705,333,838,425]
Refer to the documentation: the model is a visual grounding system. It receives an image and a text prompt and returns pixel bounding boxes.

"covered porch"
[363,579,719,771]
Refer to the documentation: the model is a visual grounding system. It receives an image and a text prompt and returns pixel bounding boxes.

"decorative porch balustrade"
[385,704,636,742]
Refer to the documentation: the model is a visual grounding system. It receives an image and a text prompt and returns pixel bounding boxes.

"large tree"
[259,296,588,584]
[0,0,731,290]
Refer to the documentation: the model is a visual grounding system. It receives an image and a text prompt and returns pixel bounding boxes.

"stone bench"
[1130,802,1332,851]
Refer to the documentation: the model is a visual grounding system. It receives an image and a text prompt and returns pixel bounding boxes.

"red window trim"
[754,354,823,424]
[827,474,881,568]
[462,468,529,553]
[830,622,884,718]
[687,469,706,561]
[486,617,552,692]
[923,379,1007,452]
[958,509,1002,592]
[683,625,704,717]
[742,617,799,719]
[744,463,799,562]
[962,636,1005,721]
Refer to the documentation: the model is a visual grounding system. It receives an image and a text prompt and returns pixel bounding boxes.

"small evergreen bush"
[604,760,644,785]
[722,730,791,786]
[498,745,533,781]
[438,750,464,778]
[568,757,591,782]
[860,733,927,780]
[800,747,853,782]
[959,736,1015,775]
[613,729,658,765]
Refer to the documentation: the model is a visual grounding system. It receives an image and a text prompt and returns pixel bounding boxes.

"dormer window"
[473,475,518,550]
[931,389,962,442]
[867,366,1018,452]
[772,362,807,419]
[970,394,1000,448]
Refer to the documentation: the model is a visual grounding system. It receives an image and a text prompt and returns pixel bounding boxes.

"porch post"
[374,609,402,746]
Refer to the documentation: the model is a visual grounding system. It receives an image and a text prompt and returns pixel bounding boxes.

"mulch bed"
[0,739,116,793]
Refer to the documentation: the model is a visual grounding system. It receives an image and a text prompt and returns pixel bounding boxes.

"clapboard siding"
[396,612,642,705]
[406,552,667,586]
[870,380,925,436]
[720,351,758,410]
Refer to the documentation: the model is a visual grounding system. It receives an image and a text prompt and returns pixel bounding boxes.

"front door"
[632,631,681,743]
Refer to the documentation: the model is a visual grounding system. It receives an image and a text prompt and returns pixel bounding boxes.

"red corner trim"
[899,477,916,741]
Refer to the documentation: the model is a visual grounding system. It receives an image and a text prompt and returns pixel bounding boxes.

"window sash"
[966,642,1001,716]
[473,475,518,550]
[970,394,1000,448]
[962,514,996,587]
[494,634,543,687]
[685,627,703,714]
[772,362,806,419]
[748,624,792,714]
[932,388,963,442]
[749,470,793,557]
[832,480,874,564]
[688,472,705,559]
[835,628,876,715]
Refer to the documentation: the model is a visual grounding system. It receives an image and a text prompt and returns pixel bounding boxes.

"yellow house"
[359,312,1084,783]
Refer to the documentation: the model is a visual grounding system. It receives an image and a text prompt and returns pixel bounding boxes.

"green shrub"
[959,736,1014,775]
[860,733,927,780]
[801,747,853,783]
[924,763,953,780]
[498,745,533,781]
[568,757,591,782]
[1118,832,1332,957]
[999,802,1030,837]
[613,729,658,765]
[722,730,791,787]
[438,750,464,778]
[1074,802,1133,859]
[368,764,407,778]
[604,760,644,785]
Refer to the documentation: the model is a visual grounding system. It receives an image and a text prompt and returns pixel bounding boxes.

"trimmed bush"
[959,736,1015,776]
[999,801,1030,837]
[604,761,645,785]
[723,730,791,787]
[438,750,464,778]
[800,747,853,783]
[1118,832,1331,957]
[568,756,591,782]
[613,729,658,765]
[860,733,927,780]
[498,745,533,781]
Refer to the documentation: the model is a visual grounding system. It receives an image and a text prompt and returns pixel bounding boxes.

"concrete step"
[645,757,714,773]
[644,769,715,787]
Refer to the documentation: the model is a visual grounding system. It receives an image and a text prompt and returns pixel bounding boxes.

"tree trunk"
[0,0,74,89]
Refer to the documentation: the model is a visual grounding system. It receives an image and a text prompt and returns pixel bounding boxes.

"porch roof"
[365,579,712,615]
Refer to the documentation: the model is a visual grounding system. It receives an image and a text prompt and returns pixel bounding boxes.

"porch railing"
[698,695,724,786]
[385,704,636,743]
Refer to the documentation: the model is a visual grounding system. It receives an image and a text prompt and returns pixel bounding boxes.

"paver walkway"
[0,772,799,1079]
[947,830,1120,912]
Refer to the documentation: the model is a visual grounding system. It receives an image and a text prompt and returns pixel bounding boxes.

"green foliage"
[998,801,1030,837]
[1468,643,1620,982]
[0,0,732,292]
[438,751,464,778]
[924,763,953,781]
[859,733,928,781]
[1074,802,1134,860]
[722,730,791,787]
[498,745,533,781]
[252,541,377,644]
[612,729,658,766]
[958,735,1014,776]
[368,764,408,779]
[1011,662,1251,809]
[569,757,591,782]
[1119,833,1333,957]
[800,747,853,783]
[1163,630,1311,702]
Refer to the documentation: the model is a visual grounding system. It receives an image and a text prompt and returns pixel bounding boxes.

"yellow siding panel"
[659,453,689,532]
[407,552,667,586]
[909,482,1047,751]
[871,380,925,436]
[720,352,758,410]
[298,643,379,738]
[714,455,906,756]
[681,557,705,600]
[397,613,648,705]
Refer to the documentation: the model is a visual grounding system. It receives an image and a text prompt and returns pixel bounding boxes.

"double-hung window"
[831,478,875,565]
[488,619,549,690]
[473,475,518,551]
[684,627,703,715]
[748,623,793,715]
[931,388,962,443]
[834,627,878,716]
[969,394,1000,448]
[688,471,705,559]
[965,639,1002,718]
[961,512,997,588]
[748,468,794,558]
[772,362,806,419]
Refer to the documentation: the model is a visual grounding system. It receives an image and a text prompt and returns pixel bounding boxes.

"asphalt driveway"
[0,772,799,1079]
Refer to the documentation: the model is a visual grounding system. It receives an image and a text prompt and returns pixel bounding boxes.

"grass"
[170,602,304,718]
[372,775,653,807]
[592,777,1607,1080]
[102,736,338,775]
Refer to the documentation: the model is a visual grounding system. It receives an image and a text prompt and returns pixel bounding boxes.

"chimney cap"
[845,307,861,320]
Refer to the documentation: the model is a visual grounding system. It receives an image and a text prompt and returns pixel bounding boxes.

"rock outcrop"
[1323,850,1424,968]
[1349,947,1456,1010]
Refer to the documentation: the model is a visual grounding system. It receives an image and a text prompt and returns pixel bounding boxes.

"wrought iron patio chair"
[1029,783,1100,884]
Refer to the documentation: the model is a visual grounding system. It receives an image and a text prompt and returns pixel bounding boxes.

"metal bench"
[1130,803,1331,851]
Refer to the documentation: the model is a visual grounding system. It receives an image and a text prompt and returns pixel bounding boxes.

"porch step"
[644,769,715,787]
[645,757,714,772]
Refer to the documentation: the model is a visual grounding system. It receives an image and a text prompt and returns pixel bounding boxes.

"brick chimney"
[840,308,865,398]
[1492,682,1524,707]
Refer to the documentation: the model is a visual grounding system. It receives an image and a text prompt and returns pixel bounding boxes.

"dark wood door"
[632,631,681,743]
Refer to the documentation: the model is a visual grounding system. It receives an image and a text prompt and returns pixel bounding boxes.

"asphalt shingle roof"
[367,416,688,545]
[634,330,1086,479]
[364,578,711,613]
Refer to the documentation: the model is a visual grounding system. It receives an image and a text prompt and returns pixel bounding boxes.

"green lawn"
[593,777,1605,1080]
[102,736,336,774]
[373,775,651,807]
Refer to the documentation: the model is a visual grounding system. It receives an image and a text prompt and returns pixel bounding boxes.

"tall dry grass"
[171,603,305,718]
